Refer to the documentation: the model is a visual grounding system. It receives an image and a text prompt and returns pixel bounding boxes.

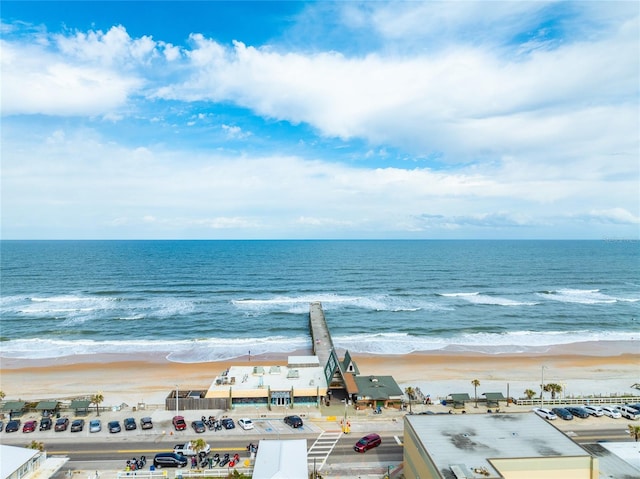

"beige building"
[403,413,598,479]
[205,356,327,408]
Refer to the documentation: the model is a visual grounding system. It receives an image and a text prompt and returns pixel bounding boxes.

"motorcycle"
[219,453,230,467]
[199,451,209,468]
[126,456,145,471]
[211,453,220,467]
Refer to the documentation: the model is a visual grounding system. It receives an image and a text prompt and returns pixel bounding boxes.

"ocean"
[1,240,638,363]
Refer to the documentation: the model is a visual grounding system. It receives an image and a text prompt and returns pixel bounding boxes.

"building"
[205,356,327,408]
[0,445,46,479]
[403,413,598,479]
[252,439,308,479]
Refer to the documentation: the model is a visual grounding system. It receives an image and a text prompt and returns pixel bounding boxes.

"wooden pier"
[309,301,334,367]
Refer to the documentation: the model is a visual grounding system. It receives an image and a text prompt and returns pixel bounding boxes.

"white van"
[619,405,640,420]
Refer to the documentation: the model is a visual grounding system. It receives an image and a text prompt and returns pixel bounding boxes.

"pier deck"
[309,302,334,367]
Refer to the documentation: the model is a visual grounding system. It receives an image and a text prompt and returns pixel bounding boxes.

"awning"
[35,400,59,410]
[482,392,505,400]
[2,401,26,411]
[450,393,471,402]
[483,392,505,406]
[70,399,91,411]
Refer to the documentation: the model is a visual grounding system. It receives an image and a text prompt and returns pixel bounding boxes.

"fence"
[513,396,639,407]
[165,398,229,411]
[116,468,253,479]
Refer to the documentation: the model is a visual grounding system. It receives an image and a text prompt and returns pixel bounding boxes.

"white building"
[252,439,308,479]
[0,445,45,479]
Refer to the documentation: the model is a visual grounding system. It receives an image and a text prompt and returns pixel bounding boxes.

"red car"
[55,417,69,431]
[172,415,187,431]
[22,420,37,433]
[354,433,382,453]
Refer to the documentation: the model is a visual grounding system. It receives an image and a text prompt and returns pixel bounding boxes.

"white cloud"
[2,128,637,239]
[0,4,637,239]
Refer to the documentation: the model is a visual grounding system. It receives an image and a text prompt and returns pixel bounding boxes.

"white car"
[601,406,622,419]
[238,418,254,430]
[533,407,558,420]
[583,405,604,417]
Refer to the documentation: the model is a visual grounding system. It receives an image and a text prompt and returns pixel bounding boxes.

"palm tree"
[90,393,104,417]
[629,424,640,442]
[404,386,415,400]
[28,440,44,452]
[404,386,416,413]
[524,389,536,400]
[471,379,480,408]
[543,383,563,400]
[0,390,5,401]
[190,438,208,463]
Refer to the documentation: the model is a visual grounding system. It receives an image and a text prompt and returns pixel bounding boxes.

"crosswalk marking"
[307,431,342,471]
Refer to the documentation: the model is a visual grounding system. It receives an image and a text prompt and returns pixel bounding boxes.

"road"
[2,420,633,476]
[33,433,404,465]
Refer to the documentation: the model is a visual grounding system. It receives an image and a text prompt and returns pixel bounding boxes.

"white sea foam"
[232,293,447,313]
[538,288,636,304]
[440,292,537,306]
[2,331,637,362]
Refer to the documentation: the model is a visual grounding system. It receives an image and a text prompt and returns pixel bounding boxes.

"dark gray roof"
[483,392,506,400]
[35,400,59,410]
[353,375,403,400]
[2,401,26,411]
[450,393,471,401]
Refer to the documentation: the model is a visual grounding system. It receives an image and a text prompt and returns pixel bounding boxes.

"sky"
[1,1,639,240]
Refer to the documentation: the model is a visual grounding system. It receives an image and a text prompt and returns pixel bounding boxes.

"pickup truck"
[173,442,211,456]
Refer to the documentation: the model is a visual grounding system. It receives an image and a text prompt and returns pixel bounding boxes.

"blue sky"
[1,1,638,239]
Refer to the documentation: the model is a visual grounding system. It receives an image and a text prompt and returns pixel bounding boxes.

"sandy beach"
[1,341,639,408]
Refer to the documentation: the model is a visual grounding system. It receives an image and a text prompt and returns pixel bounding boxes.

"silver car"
[601,406,621,418]
[583,405,604,417]
[89,419,101,433]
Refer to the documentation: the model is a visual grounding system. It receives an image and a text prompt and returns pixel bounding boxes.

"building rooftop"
[406,413,589,478]
[207,356,327,395]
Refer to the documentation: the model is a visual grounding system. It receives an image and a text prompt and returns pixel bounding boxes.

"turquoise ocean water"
[1,240,638,363]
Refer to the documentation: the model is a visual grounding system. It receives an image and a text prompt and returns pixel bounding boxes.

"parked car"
[619,405,640,420]
[601,406,622,419]
[221,418,235,429]
[0,421,3,432]
[40,417,52,431]
[140,417,153,430]
[284,415,303,428]
[153,453,188,469]
[71,419,85,432]
[22,420,37,433]
[55,417,69,431]
[172,416,187,431]
[238,418,254,430]
[533,408,557,420]
[552,407,574,420]
[108,420,121,433]
[354,433,382,453]
[191,420,206,433]
[583,405,604,417]
[89,419,101,433]
[565,406,590,419]
[626,403,640,412]
[5,420,21,433]
[124,417,137,430]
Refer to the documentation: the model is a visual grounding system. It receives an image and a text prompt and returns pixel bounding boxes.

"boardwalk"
[309,301,334,368]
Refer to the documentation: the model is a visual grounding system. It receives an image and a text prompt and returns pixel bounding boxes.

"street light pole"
[176,385,179,415]
[540,366,546,407]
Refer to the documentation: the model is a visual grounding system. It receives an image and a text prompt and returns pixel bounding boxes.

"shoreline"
[2,340,638,408]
